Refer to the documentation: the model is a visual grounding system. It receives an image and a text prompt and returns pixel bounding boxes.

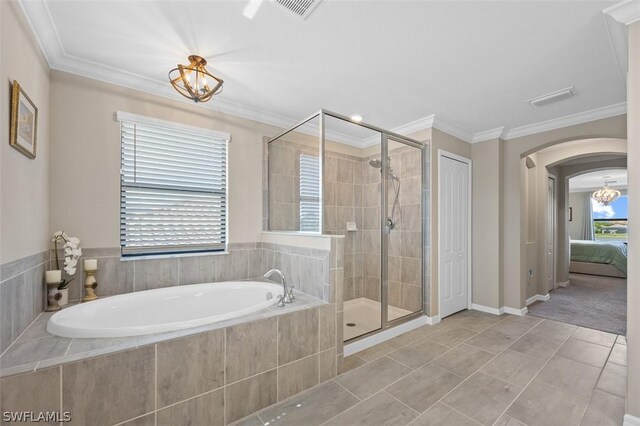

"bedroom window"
[592,195,628,242]
[117,112,230,257]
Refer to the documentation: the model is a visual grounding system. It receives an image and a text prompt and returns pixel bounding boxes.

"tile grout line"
[317,388,394,425]
[437,400,484,425]
[375,317,554,425]
[333,378,363,401]
[382,390,422,417]
[0,292,49,359]
[488,322,581,425]
[575,337,619,425]
[0,259,49,285]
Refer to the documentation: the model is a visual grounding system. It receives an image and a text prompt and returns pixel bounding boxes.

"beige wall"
[429,128,472,317]
[471,139,503,309]
[0,1,51,263]
[626,20,640,421]
[500,115,627,310]
[49,71,282,248]
[567,192,588,239]
[525,139,627,296]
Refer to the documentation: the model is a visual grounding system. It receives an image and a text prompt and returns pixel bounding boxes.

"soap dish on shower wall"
[346,222,358,231]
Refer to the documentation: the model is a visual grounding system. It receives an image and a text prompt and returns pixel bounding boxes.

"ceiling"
[570,169,627,192]
[20,0,629,145]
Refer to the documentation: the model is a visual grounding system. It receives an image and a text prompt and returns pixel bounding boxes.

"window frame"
[117,111,230,258]
[298,153,321,232]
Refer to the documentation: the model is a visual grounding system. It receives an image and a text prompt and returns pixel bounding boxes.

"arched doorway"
[520,138,627,334]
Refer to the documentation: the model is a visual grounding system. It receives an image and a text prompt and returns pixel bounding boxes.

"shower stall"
[266,110,430,342]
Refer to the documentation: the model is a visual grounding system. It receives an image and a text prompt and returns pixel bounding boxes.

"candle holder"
[82,267,99,302]
[46,282,63,312]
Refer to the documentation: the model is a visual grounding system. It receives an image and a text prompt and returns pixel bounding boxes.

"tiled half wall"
[0,303,338,425]
[0,252,48,353]
[1,239,346,357]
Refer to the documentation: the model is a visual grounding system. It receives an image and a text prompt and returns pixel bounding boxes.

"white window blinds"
[299,154,321,232]
[118,112,229,256]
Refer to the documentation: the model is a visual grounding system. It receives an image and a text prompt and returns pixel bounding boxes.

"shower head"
[369,158,399,180]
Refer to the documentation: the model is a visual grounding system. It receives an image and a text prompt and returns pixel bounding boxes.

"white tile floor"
[343,297,413,341]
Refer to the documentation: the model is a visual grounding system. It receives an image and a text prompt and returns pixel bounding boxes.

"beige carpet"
[528,273,626,335]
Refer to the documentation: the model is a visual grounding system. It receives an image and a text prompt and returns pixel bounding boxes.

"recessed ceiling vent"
[275,0,322,19]
[527,87,575,107]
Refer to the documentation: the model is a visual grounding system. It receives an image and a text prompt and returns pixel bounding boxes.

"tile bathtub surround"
[261,242,330,302]
[0,250,48,353]
[0,303,336,425]
[49,244,265,302]
[0,289,326,377]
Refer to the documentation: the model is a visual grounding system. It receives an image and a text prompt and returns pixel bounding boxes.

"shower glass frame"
[267,109,428,341]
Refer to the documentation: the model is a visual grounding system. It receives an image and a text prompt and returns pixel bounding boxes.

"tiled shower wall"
[265,136,429,314]
[0,252,47,352]
[324,147,428,312]
[265,138,319,231]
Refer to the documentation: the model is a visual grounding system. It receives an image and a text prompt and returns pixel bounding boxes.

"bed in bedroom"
[570,239,627,278]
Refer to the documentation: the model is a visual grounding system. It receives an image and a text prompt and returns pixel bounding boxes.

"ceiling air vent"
[275,0,322,19]
[527,87,575,107]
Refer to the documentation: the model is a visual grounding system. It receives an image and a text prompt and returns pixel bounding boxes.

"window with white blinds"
[299,154,321,232]
[118,112,229,256]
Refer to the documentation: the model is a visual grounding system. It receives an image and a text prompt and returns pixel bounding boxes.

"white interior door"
[547,177,556,291]
[439,154,470,318]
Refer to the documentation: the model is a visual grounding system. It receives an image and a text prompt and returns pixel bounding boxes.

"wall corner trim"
[503,306,528,316]
[604,0,640,25]
[425,315,441,325]
[525,293,551,306]
[624,414,640,426]
[471,304,503,316]
[471,304,529,317]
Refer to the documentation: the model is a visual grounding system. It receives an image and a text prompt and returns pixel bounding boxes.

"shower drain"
[346,322,356,327]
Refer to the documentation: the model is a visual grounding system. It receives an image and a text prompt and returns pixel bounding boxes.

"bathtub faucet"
[263,269,294,304]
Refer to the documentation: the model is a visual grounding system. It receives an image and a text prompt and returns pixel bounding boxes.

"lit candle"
[84,259,98,270]
[46,270,62,284]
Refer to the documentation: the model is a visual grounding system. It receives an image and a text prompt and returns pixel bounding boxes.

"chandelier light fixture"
[591,178,621,206]
[169,55,223,103]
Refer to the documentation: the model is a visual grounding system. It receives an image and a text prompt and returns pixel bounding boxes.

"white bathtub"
[47,281,284,338]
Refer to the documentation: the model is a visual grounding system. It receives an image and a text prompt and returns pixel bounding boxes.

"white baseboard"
[471,304,503,315]
[557,280,570,288]
[624,414,640,426]
[471,304,529,317]
[526,294,550,306]
[503,306,528,316]
[425,315,441,325]
[344,316,428,357]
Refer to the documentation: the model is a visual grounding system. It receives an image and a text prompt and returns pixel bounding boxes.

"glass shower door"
[384,137,424,324]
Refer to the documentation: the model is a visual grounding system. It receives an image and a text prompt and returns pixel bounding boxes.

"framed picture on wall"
[9,80,38,159]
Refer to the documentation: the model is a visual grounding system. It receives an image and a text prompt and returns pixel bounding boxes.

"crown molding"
[604,0,640,25]
[502,102,627,140]
[18,0,629,150]
[472,127,507,143]
[393,115,435,137]
[432,115,474,143]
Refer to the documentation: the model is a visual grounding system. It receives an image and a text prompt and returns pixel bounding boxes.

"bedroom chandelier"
[592,180,621,206]
[169,55,223,103]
